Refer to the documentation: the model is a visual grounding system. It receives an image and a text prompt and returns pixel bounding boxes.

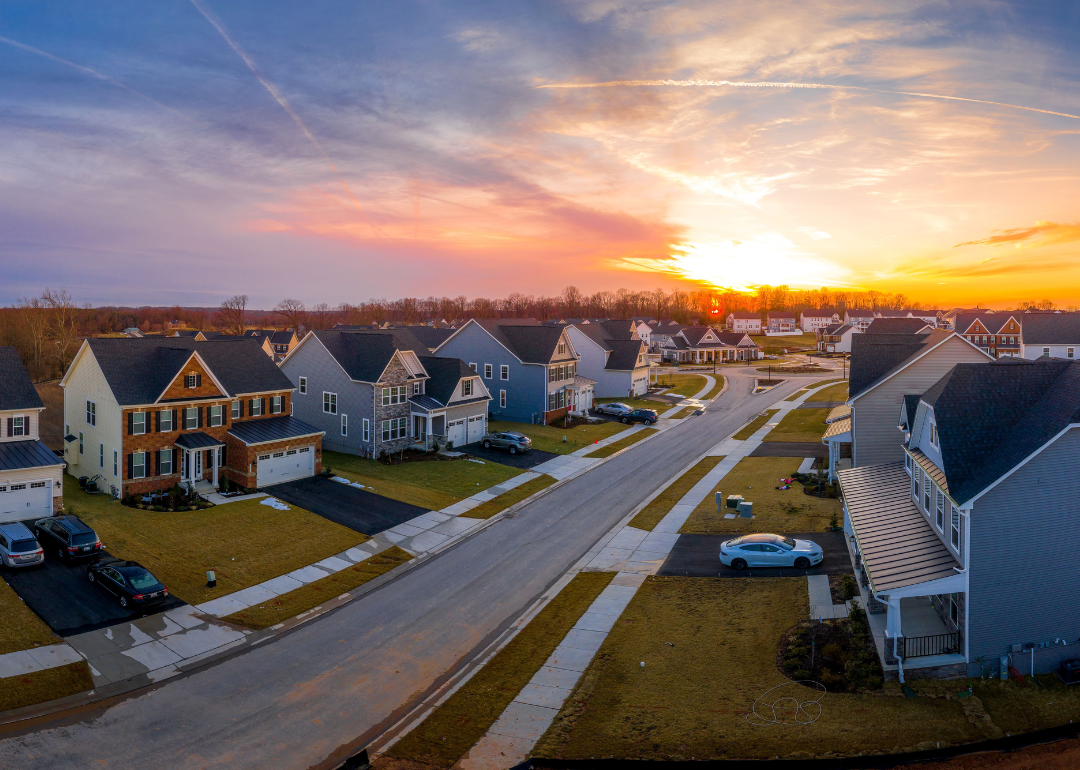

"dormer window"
[557,342,565,355]
[929,421,939,448]
[185,373,202,389]
[462,379,473,397]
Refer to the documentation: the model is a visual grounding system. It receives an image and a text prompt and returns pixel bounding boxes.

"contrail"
[0,35,185,117]
[536,79,1080,121]
[189,0,365,213]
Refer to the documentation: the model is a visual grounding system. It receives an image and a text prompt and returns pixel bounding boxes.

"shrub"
[821,642,844,662]
[819,669,844,688]
[791,668,812,680]
[829,511,839,529]
[840,574,859,600]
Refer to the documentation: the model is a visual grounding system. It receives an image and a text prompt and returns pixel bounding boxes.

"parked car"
[594,402,632,416]
[34,515,103,561]
[719,533,823,570]
[619,408,659,425]
[0,522,44,568]
[480,431,533,455]
[87,557,169,609]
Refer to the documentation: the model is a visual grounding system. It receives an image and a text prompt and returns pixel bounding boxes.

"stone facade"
[883,661,967,681]
[372,356,416,457]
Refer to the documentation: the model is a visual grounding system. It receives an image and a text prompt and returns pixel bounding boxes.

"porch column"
[828,440,837,481]
[426,414,432,447]
[885,597,903,662]
[212,448,219,486]
[187,449,195,485]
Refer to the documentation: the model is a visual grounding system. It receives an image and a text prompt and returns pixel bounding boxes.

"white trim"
[151,350,232,404]
[848,332,993,405]
[226,431,324,448]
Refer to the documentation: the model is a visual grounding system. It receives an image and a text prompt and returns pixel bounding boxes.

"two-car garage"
[0,479,52,522]
[255,445,315,487]
[446,414,486,448]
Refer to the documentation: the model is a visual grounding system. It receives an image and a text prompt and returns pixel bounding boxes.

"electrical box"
[737,501,754,518]
[726,494,744,510]
[715,491,723,512]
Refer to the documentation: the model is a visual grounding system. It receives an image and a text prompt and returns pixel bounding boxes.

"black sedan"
[87,557,169,610]
[620,408,659,425]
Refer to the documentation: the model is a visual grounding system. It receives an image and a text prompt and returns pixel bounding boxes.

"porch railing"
[904,632,960,658]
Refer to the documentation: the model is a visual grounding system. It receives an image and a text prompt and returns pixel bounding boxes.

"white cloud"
[798,226,832,240]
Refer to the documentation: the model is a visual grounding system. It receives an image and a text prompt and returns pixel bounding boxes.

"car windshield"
[71,532,98,546]
[777,537,797,550]
[505,432,527,440]
[10,539,38,553]
[125,571,159,590]
[726,537,745,546]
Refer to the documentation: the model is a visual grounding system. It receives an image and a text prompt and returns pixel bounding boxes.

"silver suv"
[480,431,533,455]
[0,521,44,568]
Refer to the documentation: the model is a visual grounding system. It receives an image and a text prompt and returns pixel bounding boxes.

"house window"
[923,472,931,511]
[548,392,556,411]
[548,367,556,383]
[159,449,172,475]
[951,505,962,553]
[558,342,565,355]
[469,362,477,372]
[912,467,919,500]
[936,489,945,530]
[484,363,492,379]
[381,417,407,441]
[500,365,509,380]
[500,389,506,408]
[132,411,146,435]
[184,407,198,430]
[362,418,370,442]
[210,405,223,427]
[323,392,337,414]
[950,596,959,625]
[132,451,146,479]
[232,401,240,419]
[86,400,96,426]
[99,443,104,468]
[250,398,263,417]
[341,413,348,436]
[185,374,198,389]
[382,386,407,405]
[271,395,282,414]
[463,379,473,397]
[11,415,25,436]
[1044,348,1050,356]
[113,450,118,476]
[1070,348,1075,359]
[78,432,84,454]
[569,363,576,379]
[904,453,911,473]
[929,422,938,447]
[160,410,173,431]
[298,376,307,394]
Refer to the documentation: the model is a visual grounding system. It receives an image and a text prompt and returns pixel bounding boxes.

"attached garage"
[256,445,315,487]
[466,415,486,444]
[0,479,52,522]
[447,419,466,448]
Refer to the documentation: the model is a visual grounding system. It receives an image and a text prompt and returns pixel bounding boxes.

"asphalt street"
[0,364,842,770]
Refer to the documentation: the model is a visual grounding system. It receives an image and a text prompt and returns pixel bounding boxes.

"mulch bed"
[777,605,883,692]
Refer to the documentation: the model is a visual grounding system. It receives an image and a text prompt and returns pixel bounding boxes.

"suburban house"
[1017,313,1080,360]
[874,309,912,320]
[61,337,323,496]
[938,308,988,330]
[726,312,762,333]
[172,330,276,359]
[846,330,992,468]
[840,357,1080,680]
[280,328,491,454]
[248,329,299,361]
[642,321,684,350]
[433,319,583,425]
[407,326,457,352]
[800,308,841,333]
[660,326,740,364]
[714,331,763,361]
[766,312,798,333]
[955,313,1023,359]
[844,310,877,330]
[0,347,65,522]
[564,322,648,399]
[906,309,940,328]
[817,323,860,353]
[865,318,932,335]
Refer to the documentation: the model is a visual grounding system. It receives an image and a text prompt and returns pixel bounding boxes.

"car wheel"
[88,571,95,582]
[731,558,747,571]
[119,595,128,608]
[509,446,517,455]
[620,416,629,423]
[483,440,492,449]
[794,557,810,569]
[647,419,655,425]
[57,548,66,562]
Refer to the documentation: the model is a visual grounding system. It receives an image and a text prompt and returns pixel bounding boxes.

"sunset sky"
[1,1,1078,308]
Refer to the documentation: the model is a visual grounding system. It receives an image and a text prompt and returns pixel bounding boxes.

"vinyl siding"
[968,428,1080,671]
[0,464,64,502]
[564,327,648,398]
[851,337,992,467]
[1021,344,1080,360]
[61,346,123,493]
[437,326,546,423]
[0,409,41,442]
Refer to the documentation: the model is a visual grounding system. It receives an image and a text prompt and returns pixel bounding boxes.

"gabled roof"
[1017,313,1080,345]
[418,356,486,406]
[801,308,840,317]
[767,311,796,319]
[0,347,44,411]
[172,330,202,338]
[409,327,456,351]
[680,326,719,345]
[466,319,573,364]
[646,321,684,336]
[900,394,920,433]
[823,323,853,335]
[714,331,758,347]
[80,337,293,406]
[605,339,647,370]
[874,309,911,318]
[845,309,876,318]
[727,312,760,320]
[918,358,1080,505]
[865,318,931,335]
[312,329,429,383]
[955,312,1016,336]
[848,330,954,399]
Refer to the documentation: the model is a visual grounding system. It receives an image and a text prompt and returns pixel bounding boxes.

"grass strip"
[783,389,807,401]
[388,571,616,768]
[732,408,779,440]
[488,420,628,455]
[0,575,61,655]
[628,456,724,531]
[762,407,830,442]
[462,475,557,520]
[223,546,412,630]
[651,373,708,396]
[669,405,699,419]
[699,375,725,400]
[806,380,849,402]
[0,662,94,713]
[583,428,656,458]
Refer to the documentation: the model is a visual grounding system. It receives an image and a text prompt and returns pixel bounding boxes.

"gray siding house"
[280,329,489,456]
[433,319,581,424]
[564,322,649,399]
[840,358,1080,680]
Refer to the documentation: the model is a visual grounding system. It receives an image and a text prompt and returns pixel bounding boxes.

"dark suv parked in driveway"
[34,515,103,561]
[620,408,659,425]
[87,557,169,610]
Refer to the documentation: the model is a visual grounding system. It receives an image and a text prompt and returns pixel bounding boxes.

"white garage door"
[0,480,52,522]
[447,419,466,448]
[466,415,486,445]
[256,446,314,487]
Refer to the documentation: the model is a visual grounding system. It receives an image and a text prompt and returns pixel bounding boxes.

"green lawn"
[488,420,628,455]
[807,381,849,401]
[583,428,656,458]
[628,457,724,531]
[0,663,94,714]
[389,572,615,768]
[66,476,368,604]
[652,373,708,398]
[462,474,557,519]
[731,409,779,440]
[325,450,522,509]
[0,577,61,655]
[668,405,699,419]
[679,456,841,533]
[700,375,725,400]
[535,578,983,761]
[750,332,819,349]
[223,546,412,630]
[762,407,831,442]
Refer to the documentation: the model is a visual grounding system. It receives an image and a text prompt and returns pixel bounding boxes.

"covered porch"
[409,396,448,451]
[175,431,225,489]
[567,375,596,416]
[821,405,852,482]
[838,461,966,680]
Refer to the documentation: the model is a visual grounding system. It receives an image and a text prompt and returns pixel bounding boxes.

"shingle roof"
[918,357,1080,505]
[605,339,647,370]
[901,394,921,433]
[418,356,484,406]
[0,347,44,411]
[802,308,839,317]
[848,330,951,400]
[728,312,760,320]
[175,431,225,449]
[824,323,852,335]
[954,313,1014,335]
[767,311,797,319]
[0,439,62,471]
[409,327,456,351]
[845,309,876,318]
[1016,313,1080,345]
[865,318,930,335]
[822,415,851,441]
[312,329,429,383]
[470,320,570,364]
[874,309,911,318]
[227,415,324,446]
[714,331,758,347]
[85,337,294,406]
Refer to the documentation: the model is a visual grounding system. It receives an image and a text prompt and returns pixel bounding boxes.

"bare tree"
[16,296,49,380]
[273,298,307,332]
[216,295,249,336]
[41,288,82,374]
[308,302,334,330]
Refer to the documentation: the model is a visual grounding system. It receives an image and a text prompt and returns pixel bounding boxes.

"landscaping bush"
[777,610,882,692]
[840,574,859,600]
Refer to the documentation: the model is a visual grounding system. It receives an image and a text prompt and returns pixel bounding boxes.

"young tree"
[16,296,49,380]
[216,295,249,335]
[273,298,307,332]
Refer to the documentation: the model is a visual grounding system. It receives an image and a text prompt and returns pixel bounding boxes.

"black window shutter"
[196,373,202,388]
[205,406,211,426]
[127,412,133,435]
[155,411,160,432]
[221,444,227,466]
[172,448,179,471]
[197,407,202,428]
[262,398,267,415]
[154,450,159,477]
[239,400,245,418]
[127,453,133,480]
[5,417,11,436]
[173,409,178,430]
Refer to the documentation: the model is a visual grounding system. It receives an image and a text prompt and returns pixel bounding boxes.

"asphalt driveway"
[657,530,851,578]
[463,443,559,470]
[750,441,828,458]
[3,556,186,637]
[266,475,430,535]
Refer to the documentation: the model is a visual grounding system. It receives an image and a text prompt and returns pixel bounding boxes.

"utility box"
[737,501,754,518]
[715,491,723,511]
[726,494,744,510]
[1062,659,1080,684]
[1000,656,1009,680]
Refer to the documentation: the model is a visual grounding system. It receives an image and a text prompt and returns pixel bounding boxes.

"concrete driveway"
[2,556,186,637]
[657,530,851,578]
[266,475,430,536]
[463,443,560,470]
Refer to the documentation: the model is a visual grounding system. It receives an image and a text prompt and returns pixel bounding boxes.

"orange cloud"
[954,221,1080,248]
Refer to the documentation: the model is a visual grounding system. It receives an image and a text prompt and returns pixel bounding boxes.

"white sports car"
[719,533,823,570]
